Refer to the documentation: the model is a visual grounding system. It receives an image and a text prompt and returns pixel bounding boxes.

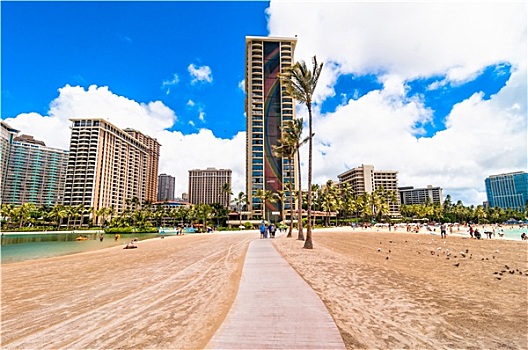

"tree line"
[0,201,230,232]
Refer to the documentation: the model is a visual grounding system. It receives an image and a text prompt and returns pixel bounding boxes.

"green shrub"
[243,222,253,230]
[104,227,158,234]
[2,226,56,232]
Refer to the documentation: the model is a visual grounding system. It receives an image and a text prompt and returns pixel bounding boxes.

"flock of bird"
[375,237,528,280]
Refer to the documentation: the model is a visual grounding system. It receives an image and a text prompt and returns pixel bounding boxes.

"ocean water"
[488,227,528,241]
[1,232,160,264]
[449,227,527,241]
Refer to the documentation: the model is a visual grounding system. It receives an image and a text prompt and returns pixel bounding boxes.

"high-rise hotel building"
[63,119,160,222]
[485,171,528,211]
[188,167,232,207]
[3,134,68,205]
[245,36,298,220]
[123,128,160,203]
[157,173,176,201]
[338,164,400,217]
[1,121,19,203]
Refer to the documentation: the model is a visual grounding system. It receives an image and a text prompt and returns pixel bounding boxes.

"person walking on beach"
[99,233,104,242]
[440,223,447,239]
[259,221,266,239]
[269,223,276,238]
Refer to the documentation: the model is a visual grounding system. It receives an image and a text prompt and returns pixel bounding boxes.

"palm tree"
[193,203,213,232]
[280,56,323,249]
[338,182,355,222]
[273,120,300,238]
[49,204,67,230]
[75,203,86,227]
[475,205,487,224]
[88,206,99,227]
[321,180,340,227]
[254,189,276,222]
[274,190,287,224]
[222,183,233,208]
[311,184,321,227]
[231,191,248,227]
[1,203,15,229]
[211,203,229,227]
[13,203,36,228]
[283,182,295,237]
[275,118,310,240]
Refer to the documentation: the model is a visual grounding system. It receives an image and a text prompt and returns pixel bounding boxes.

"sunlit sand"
[2,227,527,349]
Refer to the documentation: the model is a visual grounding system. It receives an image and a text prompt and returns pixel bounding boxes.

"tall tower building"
[245,36,298,220]
[1,121,19,203]
[338,164,400,217]
[485,171,528,210]
[157,173,175,201]
[3,134,68,205]
[188,168,232,207]
[63,119,159,223]
[124,128,160,204]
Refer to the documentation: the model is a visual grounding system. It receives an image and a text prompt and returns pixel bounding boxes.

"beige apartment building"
[399,185,444,205]
[338,164,400,217]
[63,119,160,223]
[245,35,298,221]
[124,128,160,203]
[188,168,232,207]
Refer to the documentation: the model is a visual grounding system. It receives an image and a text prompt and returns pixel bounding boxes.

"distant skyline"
[2,1,526,206]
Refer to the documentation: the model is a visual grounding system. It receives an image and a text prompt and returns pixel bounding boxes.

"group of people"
[259,221,276,239]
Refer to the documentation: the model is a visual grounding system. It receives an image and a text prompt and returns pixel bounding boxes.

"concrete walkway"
[207,238,345,349]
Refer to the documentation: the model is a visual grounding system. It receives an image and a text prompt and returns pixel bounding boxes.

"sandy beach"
[2,228,527,349]
[1,232,255,349]
[274,228,528,349]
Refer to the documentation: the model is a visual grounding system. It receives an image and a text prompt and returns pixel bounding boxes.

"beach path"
[207,238,345,349]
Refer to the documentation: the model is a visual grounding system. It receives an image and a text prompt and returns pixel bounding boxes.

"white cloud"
[4,85,247,198]
[5,85,176,150]
[156,129,246,198]
[161,73,179,94]
[198,109,206,122]
[187,100,195,107]
[188,64,213,84]
[188,120,195,127]
[238,79,245,93]
[267,1,527,205]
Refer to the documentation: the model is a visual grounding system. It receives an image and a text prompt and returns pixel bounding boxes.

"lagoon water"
[1,232,160,264]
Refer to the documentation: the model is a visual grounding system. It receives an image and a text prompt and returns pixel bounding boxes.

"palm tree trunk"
[304,103,313,249]
[288,178,293,237]
[296,149,304,241]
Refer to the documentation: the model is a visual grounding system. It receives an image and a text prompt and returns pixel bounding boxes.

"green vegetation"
[272,119,309,239]
[400,195,527,224]
[104,227,158,234]
[280,55,324,249]
[1,200,233,233]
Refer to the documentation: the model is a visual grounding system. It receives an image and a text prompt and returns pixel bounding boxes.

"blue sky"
[2,1,269,138]
[2,1,526,205]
